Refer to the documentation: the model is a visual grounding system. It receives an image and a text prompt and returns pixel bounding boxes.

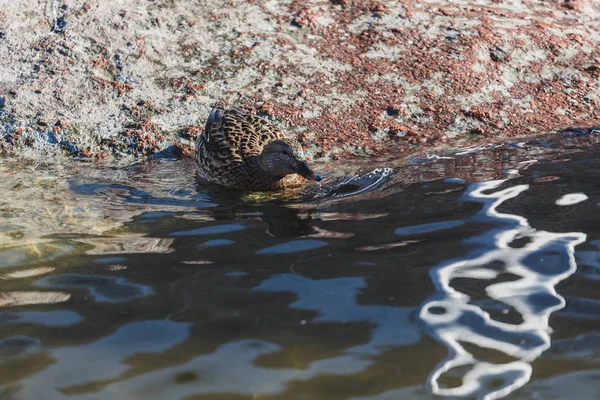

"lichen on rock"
[1,0,599,161]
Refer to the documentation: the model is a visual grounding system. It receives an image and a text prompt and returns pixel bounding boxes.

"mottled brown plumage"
[195,101,321,191]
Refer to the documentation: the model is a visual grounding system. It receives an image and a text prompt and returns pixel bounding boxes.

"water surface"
[1,134,599,399]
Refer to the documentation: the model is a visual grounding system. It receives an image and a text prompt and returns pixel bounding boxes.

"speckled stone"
[1,0,598,161]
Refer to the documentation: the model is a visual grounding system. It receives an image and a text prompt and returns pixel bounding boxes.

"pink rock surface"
[1,0,598,160]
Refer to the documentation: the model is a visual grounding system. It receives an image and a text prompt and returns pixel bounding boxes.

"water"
[0,134,599,400]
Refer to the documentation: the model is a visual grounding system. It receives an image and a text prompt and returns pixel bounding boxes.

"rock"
[1,0,599,161]
[489,45,510,62]
[292,8,322,27]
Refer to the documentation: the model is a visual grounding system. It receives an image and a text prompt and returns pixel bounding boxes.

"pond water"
[0,133,599,400]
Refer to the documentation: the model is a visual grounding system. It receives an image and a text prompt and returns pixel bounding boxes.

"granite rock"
[0,0,598,161]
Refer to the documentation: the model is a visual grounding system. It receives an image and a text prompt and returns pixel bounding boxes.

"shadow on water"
[0,133,599,399]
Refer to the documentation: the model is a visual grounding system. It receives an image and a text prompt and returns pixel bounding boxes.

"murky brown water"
[1,133,599,399]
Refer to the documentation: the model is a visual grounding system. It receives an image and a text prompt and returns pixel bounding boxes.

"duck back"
[195,102,302,190]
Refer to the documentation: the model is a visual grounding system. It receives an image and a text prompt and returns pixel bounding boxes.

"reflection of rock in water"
[418,180,586,399]
[0,291,71,307]
[81,235,174,255]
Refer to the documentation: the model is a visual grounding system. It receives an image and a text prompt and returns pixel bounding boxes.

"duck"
[195,101,322,191]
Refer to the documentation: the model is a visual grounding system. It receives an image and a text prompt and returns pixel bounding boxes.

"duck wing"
[196,100,240,165]
[201,101,285,162]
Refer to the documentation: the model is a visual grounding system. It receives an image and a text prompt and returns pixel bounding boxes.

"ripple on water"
[0,336,39,357]
[0,291,71,307]
[0,310,82,327]
[15,320,192,396]
[394,220,465,236]
[0,243,77,268]
[170,224,245,236]
[255,240,328,254]
[33,274,153,303]
[0,267,55,279]
[199,239,236,247]
[1,139,599,400]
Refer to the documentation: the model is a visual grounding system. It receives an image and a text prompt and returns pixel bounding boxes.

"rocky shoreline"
[1,0,599,162]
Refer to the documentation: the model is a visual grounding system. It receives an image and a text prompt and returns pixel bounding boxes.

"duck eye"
[281,150,289,156]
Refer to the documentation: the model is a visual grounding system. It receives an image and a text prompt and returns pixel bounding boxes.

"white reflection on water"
[418,180,586,399]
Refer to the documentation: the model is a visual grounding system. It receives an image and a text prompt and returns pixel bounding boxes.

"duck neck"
[250,155,281,183]
[256,152,288,180]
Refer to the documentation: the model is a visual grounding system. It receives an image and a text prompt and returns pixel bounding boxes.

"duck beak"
[296,161,322,181]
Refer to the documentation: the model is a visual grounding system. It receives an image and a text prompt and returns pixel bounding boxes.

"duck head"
[259,139,322,181]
